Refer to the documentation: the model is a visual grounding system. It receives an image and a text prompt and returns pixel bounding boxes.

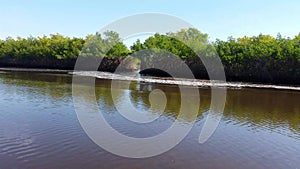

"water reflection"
[224,89,300,135]
[1,72,299,135]
[0,72,299,168]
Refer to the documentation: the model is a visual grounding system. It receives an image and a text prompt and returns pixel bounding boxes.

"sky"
[1,0,300,44]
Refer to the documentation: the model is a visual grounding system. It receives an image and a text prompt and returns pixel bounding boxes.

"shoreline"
[71,71,300,91]
[0,67,72,74]
[1,67,299,91]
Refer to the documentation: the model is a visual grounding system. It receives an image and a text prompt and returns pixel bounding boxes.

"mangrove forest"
[0,28,299,84]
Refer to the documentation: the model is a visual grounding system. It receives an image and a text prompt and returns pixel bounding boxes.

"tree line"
[0,28,299,84]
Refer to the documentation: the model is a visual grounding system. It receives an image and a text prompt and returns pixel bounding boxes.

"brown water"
[0,72,299,169]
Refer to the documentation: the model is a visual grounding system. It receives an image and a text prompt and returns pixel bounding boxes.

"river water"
[0,71,299,169]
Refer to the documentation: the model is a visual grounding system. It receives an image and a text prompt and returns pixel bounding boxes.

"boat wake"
[70,71,300,91]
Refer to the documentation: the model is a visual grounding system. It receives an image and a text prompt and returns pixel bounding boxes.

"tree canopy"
[0,28,299,84]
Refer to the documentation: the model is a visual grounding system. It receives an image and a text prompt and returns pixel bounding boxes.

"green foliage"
[0,31,129,60]
[0,28,299,84]
[215,33,300,82]
[131,39,143,52]
[131,28,209,59]
[79,31,130,58]
[0,34,85,60]
[132,28,300,83]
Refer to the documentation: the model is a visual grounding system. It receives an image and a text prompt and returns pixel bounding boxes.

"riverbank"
[1,30,299,86]
[0,57,135,72]
[1,67,299,91]
[0,67,72,74]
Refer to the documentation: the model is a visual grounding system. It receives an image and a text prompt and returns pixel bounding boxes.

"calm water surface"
[0,72,299,169]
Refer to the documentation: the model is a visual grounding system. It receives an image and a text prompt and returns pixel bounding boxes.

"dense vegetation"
[131,29,300,84]
[0,28,299,84]
[215,34,300,83]
[0,31,130,70]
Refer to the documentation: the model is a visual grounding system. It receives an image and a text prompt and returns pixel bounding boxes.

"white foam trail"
[70,71,300,91]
